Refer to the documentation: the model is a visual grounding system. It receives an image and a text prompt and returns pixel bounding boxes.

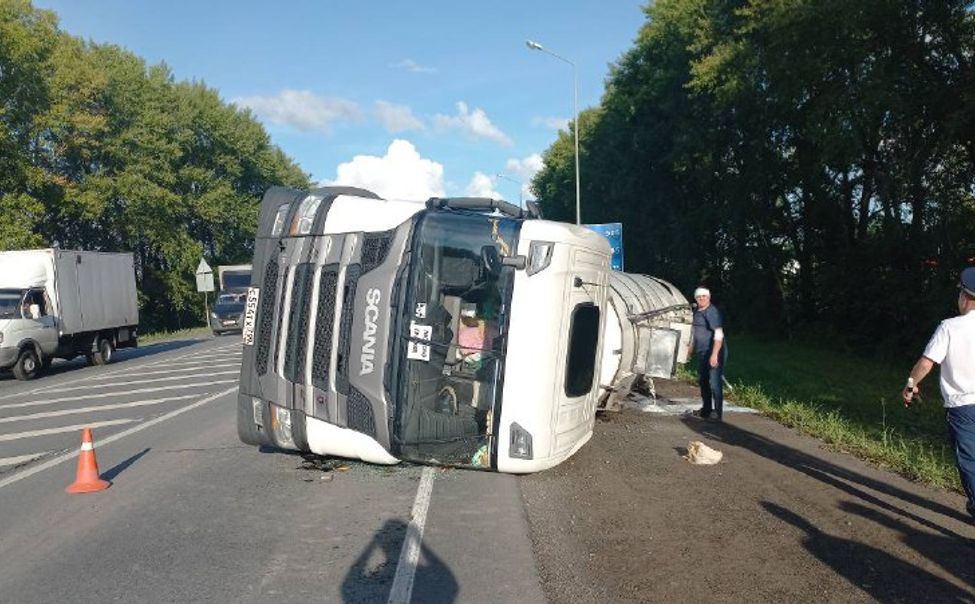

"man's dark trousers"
[947,404,975,519]
[698,352,725,419]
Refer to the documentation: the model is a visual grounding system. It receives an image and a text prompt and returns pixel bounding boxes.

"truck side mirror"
[480,245,502,277]
[29,304,41,320]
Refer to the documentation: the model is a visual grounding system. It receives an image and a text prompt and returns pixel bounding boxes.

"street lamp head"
[526,40,543,51]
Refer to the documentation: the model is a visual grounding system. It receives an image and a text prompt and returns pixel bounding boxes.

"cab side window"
[23,289,48,317]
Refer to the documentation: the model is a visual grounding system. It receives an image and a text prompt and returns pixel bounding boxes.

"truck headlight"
[509,422,533,459]
[527,241,554,276]
[270,404,296,449]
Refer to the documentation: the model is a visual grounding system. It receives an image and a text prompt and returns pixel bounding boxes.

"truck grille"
[273,265,291,373]
[255,260,279,376]
[335,263,361,395]
[284,263,314,383]
[347,387,376,437]
[311,265,339,391]
[361,230,393,274]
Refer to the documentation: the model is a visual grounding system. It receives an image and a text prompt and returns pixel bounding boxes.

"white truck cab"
[237,187,611,473]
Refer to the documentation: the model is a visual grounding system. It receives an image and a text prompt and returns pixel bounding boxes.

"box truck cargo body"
[0,249,139,380]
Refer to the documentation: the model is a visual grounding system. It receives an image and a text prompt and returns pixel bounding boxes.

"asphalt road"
[0,336,544,603]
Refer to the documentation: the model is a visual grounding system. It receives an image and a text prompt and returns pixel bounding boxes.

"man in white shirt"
[904,267,975,521]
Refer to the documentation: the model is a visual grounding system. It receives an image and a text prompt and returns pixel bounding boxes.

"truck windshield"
[0,289,23,319]
[395,211,518,468]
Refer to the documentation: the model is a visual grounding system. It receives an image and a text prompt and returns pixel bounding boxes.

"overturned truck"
[237,186,692,473]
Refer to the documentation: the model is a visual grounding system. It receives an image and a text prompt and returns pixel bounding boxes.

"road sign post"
[196,259,214,327]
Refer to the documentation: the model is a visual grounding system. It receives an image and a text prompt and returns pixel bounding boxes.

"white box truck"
[0,249,139,380]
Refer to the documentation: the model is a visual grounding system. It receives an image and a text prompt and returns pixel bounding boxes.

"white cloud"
[374,101,424,133]
[324,139,444,200]
[433,101,513,146]
[503,153,545,200]
[389,59,437,74]
[234,89,360,133]
[532,115,570,131]
[465,172,502,199]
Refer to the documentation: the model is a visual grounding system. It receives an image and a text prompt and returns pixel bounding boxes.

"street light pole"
[527,39,580,225]
[495,173,523,208]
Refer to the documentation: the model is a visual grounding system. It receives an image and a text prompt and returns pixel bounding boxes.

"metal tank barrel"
[597,272,693,411]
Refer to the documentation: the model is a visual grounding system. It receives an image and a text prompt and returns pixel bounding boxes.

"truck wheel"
[92,338,114,366]
[12,349,39,381]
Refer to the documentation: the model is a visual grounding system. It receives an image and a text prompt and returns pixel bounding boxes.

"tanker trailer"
[597,273,693,411]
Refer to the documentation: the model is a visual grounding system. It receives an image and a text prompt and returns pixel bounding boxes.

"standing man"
[690,287,727,420]
[904,267,975,521]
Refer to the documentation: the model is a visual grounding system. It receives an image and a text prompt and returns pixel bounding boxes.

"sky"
[33,0,648,203]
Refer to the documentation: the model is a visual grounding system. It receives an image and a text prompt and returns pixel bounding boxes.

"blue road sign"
[584,222,624,271]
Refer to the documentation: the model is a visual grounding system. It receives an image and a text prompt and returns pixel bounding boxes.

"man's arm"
[709,336,723,368]
[903,356,935,406]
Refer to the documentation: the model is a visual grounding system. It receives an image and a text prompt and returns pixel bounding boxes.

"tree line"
[533,0,975,352]
[0,0,309,331]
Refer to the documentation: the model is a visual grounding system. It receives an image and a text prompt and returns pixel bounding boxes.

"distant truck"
[0,249,139,380]
[218,264,252,292]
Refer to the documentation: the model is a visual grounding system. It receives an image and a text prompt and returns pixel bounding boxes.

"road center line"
[0,386,238,491]
[388,466,437,604]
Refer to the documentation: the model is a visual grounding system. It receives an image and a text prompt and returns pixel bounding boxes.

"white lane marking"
[0,395,198,424]
[75,363,240,381]
[144,356,242,370]
[0,452,50,467]
[0,379,237,410]
[388,467,437,604]
[39,371,239,394]
[0,386,237,491]
[0,341,240,401]
[0,418,137,442]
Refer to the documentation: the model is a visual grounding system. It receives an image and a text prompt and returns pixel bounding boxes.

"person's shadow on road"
[341,518,458,604]
[762,502,974,601]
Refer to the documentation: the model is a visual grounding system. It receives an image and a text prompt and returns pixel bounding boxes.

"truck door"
[25,288,58,355]
[552,247,607,456]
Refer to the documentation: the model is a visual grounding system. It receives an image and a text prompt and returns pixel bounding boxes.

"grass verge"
[139,326,212,345]
[695,334,960,492]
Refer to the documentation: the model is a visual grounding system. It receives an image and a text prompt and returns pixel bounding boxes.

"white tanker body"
[597,272,693,411]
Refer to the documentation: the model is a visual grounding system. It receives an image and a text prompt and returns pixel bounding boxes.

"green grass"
[696,334,960,491]
[138,326,212,345]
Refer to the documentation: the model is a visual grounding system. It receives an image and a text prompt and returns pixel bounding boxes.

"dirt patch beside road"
[521,408,975,603]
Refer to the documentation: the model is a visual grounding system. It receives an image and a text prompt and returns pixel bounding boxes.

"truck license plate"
[241,287,260,346]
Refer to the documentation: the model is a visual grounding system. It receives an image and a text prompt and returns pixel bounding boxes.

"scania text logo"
[360,288,381,375]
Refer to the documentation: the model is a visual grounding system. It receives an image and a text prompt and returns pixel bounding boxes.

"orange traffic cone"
[66,427,111,494]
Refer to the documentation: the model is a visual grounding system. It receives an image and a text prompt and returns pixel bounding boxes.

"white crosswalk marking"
[0,452,50,467]
[0,379,237,410]
[0,395,199,424]
[146,357,241,370]
[40,371,239,394]
[77,363,241,382]
[0,418,137,443]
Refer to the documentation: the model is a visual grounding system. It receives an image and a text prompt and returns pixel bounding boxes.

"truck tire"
[12,349,39,381]
[92,338,114,366]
